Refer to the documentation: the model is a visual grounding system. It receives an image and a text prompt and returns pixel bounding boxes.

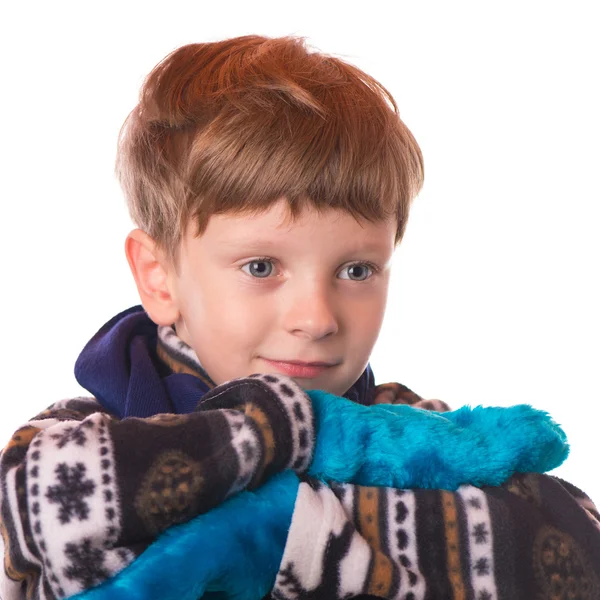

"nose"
[283,281,339,341]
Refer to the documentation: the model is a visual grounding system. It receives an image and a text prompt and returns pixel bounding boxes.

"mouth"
[261,358,338,379]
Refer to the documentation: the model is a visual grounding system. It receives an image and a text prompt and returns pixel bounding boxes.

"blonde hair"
[116,35,424,268]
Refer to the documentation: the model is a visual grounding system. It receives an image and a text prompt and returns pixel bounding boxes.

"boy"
[1,35,599,600]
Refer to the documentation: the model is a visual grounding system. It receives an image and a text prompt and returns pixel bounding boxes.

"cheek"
[199,288,270,344]
[347,289,388,344]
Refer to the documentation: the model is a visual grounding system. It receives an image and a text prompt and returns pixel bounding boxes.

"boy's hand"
[307,389,569,489]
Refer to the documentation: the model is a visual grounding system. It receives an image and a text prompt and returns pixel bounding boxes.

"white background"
[1,1,598,502]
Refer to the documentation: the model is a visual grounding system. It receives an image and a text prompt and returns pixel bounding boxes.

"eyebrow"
[217,237,392,254]
[216,238,280,250]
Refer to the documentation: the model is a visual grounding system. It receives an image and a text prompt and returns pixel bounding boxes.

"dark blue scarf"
[74,305,375,418]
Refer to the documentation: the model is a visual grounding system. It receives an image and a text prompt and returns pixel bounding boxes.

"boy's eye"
[241,260,274,278]
[240,260,376,281]
[338,263,374,281]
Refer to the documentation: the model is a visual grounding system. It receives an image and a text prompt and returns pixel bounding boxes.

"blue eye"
[242,260,274,278]
[338,263,374,281]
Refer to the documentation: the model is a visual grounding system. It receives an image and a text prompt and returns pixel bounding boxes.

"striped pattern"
[386,489,426,600]
[441,491,467,600]
[458,486,498,600]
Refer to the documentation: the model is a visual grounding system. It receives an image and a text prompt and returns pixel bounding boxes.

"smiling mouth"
[275,359,336,367]
[261,358,337,378]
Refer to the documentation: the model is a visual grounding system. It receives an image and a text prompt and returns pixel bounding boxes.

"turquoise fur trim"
[308,392,569,489]
[69,400,568,600]
[71,471,299,600]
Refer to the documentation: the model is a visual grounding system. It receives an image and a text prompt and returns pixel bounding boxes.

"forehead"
[191,198,396,251]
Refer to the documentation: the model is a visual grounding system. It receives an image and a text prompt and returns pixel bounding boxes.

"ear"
[124,229,180,326]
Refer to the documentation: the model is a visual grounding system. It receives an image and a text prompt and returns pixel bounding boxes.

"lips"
[278,359,335,367]
[262,358,337,379]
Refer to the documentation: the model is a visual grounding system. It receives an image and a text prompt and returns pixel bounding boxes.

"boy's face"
[167,199,396,396]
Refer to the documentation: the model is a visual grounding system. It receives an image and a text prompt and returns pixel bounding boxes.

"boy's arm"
[0,377,314,600]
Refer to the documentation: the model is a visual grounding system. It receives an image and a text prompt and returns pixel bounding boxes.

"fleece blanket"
[69,389,569,600]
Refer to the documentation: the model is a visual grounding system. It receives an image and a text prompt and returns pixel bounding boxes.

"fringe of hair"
[116,35,424,268]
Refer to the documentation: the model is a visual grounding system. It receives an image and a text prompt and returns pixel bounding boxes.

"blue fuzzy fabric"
[70,396,568,600]
[308,392,569,489]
